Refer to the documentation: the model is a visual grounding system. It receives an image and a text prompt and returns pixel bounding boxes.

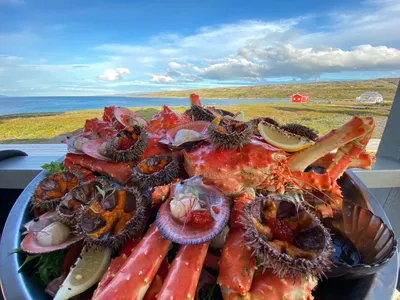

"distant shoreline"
[134,78,398,101]
[0,102,390,144]
[0,100,391,121]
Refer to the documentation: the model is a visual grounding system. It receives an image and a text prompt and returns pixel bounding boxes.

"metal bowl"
[0,170,398,300]
[324,200,397,279]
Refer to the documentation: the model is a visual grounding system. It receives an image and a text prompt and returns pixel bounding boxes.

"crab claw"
[190,93,201,106]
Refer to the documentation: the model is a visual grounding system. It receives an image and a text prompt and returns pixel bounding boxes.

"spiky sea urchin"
[241,195,332,279]
[187,105,216,122]
[213,108,235,117]
[31,171,81,212]
[98,125,149,162]
[250,117,280,136]
[75,186,150,250]
[207,120,254,149]
[131,154,180,188]
[251,117,280,128]
[57,179,111,225]
[281,123,319,141]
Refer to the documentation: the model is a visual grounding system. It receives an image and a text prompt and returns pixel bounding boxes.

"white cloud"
[96,68,132,81]
[1,0,400,96]
[168,62,183,69]
[94,19,302,65]
[91,1,400,86]
[148,74,176,83]
[194,44,400,80]
[0,55,23,64]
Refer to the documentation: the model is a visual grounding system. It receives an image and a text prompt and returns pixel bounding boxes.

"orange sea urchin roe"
[117,127,140,150]
[87,190,135,239]
[138,158,169,174]
[43,189,64,199]
[233,123,246,133]
[37,173,79,199]
[57,172,79,193]
[217,126,226,133]
[68,199,83,211]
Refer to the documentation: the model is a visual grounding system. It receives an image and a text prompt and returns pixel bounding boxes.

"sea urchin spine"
[207,118,254,149]
[131,154,180,188]
[75,186,150,250]
[98,125,149,162]
[31,171,81,212]
[281,123,319,141]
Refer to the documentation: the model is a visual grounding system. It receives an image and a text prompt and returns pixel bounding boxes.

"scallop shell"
[158,121,209,150]
[21,211,82,254]
[81,139,113,161]
[156,176,230,244]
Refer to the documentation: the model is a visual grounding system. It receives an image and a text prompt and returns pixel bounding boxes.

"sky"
[0,0,400,96]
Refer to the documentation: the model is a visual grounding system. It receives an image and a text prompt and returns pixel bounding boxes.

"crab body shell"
[184,138,293,195]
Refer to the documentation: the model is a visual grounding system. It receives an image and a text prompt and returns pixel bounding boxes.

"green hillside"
[140,78,398,101]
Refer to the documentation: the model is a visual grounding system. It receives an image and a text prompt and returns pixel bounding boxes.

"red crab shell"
[64,153,133,184]
[140,105,192,159]
[83,118,117,140]
[184,138,289,195]
[147,105,191,139]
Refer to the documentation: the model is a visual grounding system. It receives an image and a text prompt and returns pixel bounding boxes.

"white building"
[356,91,384,104]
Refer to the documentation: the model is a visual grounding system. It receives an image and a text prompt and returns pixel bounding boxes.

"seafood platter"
[0,94,398,299]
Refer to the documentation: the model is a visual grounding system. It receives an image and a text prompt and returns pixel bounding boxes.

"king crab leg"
[226,269,317,300]
[144,258,170,300]
[156,243,210,300]
[287,116,375,178]
[310,151,376,170]
[93,223,171,300]
[63,156,96,182]
[190,93,201,106]
[64,153,133,184]
[92,254,129,299]
[218,192,256,297]
[325,119,375,180]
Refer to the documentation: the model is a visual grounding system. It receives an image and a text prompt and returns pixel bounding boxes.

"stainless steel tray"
[0,170,398,299]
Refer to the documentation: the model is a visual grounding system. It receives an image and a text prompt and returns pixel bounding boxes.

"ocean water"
[0,96,289,115]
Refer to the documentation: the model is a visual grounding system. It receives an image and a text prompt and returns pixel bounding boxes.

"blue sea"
[0,96,289,115]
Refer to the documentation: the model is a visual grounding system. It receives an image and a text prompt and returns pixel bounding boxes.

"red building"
[291,93,309,103]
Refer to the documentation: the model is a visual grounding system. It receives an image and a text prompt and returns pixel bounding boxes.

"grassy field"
[0,102,389,143]
[142,78,398,101]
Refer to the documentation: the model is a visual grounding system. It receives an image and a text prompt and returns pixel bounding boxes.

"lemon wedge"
[54,246,111,300]
[233,111,245,122]
[258,122,314,152]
